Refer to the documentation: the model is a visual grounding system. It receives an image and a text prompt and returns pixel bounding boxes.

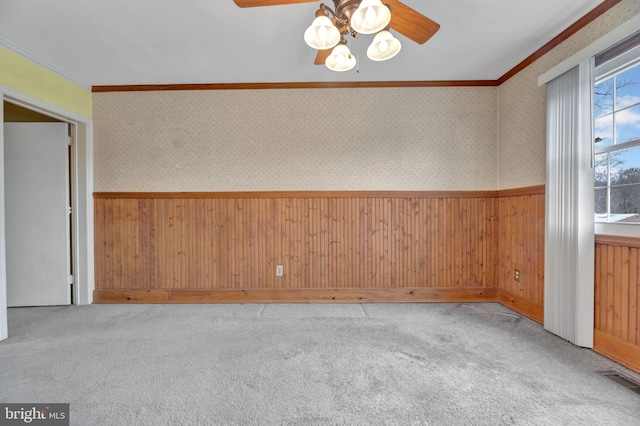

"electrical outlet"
[514,268,521,282]
[276,265,283,277]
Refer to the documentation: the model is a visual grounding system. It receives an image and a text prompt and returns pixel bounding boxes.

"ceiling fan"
[233,0,440,72]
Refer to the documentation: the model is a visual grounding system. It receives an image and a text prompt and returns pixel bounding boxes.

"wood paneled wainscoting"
[594,235,640,373]
[94,191,503,303]
[496,186,545,324]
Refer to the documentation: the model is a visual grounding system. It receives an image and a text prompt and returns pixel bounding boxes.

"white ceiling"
[0,0,606,87]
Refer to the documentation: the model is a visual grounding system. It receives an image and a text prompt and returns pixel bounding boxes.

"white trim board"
[0,85,94,341]
[0,89,6,341]
[539,13,640,86]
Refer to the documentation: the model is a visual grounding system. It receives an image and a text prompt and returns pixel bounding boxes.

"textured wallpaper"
[93,1,640,192]
[498,0,640,189]
[93,87,497,192]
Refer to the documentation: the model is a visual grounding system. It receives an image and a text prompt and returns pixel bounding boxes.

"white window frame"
[538,12,640,237]
[594,45,640,237]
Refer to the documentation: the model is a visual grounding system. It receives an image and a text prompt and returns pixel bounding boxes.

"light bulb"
[318,25,328,39]
[326,44,356,71]
[350,0,390,34]
[304,14,340,50]
[365,7,376,23]
[367,30,401,61]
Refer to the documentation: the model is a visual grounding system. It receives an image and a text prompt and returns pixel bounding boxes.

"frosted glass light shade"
[325,44,356,72]
[304,15,341,50]
[350,0,391,35]
[367,30,401,61]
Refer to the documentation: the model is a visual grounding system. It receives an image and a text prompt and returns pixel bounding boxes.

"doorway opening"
[0,86,94,341]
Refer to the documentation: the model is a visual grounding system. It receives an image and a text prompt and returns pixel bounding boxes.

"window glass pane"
[610,145,640,185]
[610,184,640,222]
[594,58,640,226]
[595,114,613,148]
[595,79,613,116]
[595,187,607,220]
[615,104,640,144]
[615,66,640,110]
[594,153,608,187]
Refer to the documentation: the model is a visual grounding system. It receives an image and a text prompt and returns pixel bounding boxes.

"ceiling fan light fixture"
[325,43,356,72]
[350,0,391,35]
[304,13,341,50]
[367,30,401,61]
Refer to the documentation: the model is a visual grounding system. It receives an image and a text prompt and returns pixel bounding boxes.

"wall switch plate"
[276,265,283,276]
[514,268,521,282]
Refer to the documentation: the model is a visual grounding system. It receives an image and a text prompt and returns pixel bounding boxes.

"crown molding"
[91,80,500,92]
[0,37,91,90]
[498,0,624,85]
[539,11,640,86]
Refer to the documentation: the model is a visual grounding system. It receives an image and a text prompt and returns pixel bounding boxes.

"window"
[594,55,640,224]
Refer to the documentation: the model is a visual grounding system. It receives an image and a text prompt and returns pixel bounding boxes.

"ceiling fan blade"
[233,0,317,7]
[314,49,332,65]
[386,0,440,44]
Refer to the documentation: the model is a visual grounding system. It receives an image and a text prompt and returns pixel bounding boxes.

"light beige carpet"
[1,303,639,425]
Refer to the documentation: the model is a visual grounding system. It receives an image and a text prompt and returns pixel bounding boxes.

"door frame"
[0,85,94,341]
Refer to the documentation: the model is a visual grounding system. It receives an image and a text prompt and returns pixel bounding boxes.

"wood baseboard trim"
[593,329,640,375]
[497,290,544,324]
[93,287,498,304]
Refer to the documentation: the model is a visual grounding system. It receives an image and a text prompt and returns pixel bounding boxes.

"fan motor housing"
[334,0,361,21]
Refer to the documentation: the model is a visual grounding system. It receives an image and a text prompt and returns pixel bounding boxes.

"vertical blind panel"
[545,59,595,347]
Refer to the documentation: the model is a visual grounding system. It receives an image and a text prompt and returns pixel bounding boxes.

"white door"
[4,122,71,306]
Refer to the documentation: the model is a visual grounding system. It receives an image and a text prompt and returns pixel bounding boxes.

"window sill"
[596,227,640,248]
[595,222,640,239]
